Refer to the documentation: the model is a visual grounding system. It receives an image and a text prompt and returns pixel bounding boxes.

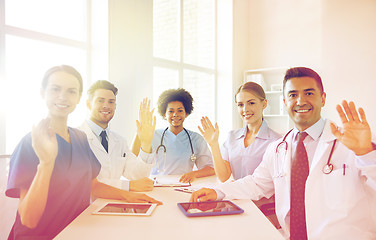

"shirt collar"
[234,127,247,140]
[256,120,270,140]
[235,120,269,140]
[292,118,325,141]
[86,119,108,138]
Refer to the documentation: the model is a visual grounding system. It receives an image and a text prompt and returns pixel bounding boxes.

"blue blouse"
[6,127,101,239]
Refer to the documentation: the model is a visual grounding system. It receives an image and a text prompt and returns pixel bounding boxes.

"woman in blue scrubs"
[133,88,215,183]
[6,65,160,240]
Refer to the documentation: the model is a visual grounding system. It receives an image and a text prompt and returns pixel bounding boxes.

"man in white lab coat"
[80,80,156,192]
[191,67,376,239]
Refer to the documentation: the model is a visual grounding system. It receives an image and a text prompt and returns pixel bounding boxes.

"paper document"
[174,183,216,194]
[153,177,191,187]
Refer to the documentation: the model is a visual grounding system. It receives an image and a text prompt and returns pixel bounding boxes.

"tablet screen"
[92,202,157,216]
[99,203,151,213]
[177,200,244,217]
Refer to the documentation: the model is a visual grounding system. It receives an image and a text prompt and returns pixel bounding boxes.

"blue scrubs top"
[151,128,213,175]
[6,127,101,240]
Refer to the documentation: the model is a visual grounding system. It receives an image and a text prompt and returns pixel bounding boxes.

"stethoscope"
[155,127,196,173]
[275,129,337,176]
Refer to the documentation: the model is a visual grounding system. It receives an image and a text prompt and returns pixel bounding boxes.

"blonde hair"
[235,82,266,102]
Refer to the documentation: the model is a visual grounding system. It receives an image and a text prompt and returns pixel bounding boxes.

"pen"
[174,188,193,194]
[343,164,346,176]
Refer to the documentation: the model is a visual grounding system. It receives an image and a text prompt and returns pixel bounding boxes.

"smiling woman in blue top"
[133,88,215,183]
[6,65,161,240]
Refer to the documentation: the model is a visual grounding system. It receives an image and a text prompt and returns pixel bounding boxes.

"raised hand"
[31,118,58,166]
[330,100,373,155]
[198,116,219,147]
[136,98,156,153]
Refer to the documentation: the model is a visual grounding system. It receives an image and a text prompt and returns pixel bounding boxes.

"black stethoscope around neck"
[275,129,337,175]
[155,127,196,173]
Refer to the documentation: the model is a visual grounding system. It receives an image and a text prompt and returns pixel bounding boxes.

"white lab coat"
[79,122,154,190]
[218,120,376,239]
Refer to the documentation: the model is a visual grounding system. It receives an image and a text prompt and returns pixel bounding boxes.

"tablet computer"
[177,200,244,217]
[92,202,157,216]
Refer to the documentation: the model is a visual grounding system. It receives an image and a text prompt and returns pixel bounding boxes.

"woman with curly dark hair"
[133,88,215,183]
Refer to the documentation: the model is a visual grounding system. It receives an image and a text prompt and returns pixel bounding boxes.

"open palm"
[136,98,156,144]
[330,101,373,155]
[198,116,219,146]
[31,118,58,164]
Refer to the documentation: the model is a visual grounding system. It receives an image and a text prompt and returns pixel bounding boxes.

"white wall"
[247,0,322,69]
[321,0,376,130]
[243,0,376,131]
[108,0,153,143]
[232,0,251,129]
[217,0,234,141]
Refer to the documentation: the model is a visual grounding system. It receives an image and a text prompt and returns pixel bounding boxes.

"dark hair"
[42,65,83,93]
[235,81,266,102]
[87,80,118,100]
[157,88,194,117]
[283,67,324,95]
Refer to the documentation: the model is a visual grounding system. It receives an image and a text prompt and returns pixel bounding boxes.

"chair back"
[0,155,18,240]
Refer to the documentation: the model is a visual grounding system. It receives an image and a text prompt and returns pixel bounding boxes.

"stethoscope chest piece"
[323,163,333,174]
[322,139,337,174]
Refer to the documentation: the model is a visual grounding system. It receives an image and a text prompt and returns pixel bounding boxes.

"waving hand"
[136,98,156,153]
[198,116,219,147]
[330,100,374,155]
[32,118,58,165]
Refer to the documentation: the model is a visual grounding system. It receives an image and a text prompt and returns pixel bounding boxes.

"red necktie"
[290,132,309,240]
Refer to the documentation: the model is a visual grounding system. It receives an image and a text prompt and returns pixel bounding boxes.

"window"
[153,0,217,131]
[0,0,108,154]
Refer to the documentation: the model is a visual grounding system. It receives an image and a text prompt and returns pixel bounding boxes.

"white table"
[55,176,284,240]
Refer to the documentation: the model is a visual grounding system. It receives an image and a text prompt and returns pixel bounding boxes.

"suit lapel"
[309,120,337,174]
[281,131,294,222]
[81,121,107,154]
[107,131,120,155]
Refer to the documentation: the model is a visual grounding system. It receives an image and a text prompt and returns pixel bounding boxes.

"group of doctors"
[5,65,376,240]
